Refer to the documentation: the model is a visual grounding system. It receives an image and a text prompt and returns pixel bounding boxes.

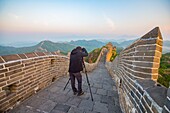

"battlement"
[0,52,69,111]
[0,48,105,112]
[0,27,169,113]
[106,27,170,113]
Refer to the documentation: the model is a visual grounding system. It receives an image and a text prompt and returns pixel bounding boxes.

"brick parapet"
[105,27,168,113]
[0,52,69,112]
[0,47,105,112]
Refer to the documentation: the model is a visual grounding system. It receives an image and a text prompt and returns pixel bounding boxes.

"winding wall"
[0,47,105,112]
[106,27,169,113]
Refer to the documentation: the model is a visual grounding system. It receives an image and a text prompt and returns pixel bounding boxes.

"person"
[68,46,88,96]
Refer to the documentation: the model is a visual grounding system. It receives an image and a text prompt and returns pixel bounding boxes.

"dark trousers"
[69,72,82,93]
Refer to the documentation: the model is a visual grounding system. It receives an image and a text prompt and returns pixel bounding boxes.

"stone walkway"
[9,61,122,113]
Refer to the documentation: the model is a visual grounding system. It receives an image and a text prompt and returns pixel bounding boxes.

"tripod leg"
[85,73,94,101]
[82,61,93,101]
[63,78,70,90]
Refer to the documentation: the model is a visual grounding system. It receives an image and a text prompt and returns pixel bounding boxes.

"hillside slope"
[0,40,76,56]
[158,52,170,88]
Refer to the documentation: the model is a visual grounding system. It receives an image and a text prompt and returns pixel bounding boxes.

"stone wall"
[106,27,169,113]
[85,47,107,72]
[0,52,69,112]
[0,47,105,112]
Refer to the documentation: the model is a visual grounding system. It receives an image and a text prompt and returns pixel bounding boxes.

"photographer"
[68,46,88,96]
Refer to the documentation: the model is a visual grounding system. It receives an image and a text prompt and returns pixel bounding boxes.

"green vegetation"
[157,52,170,88]
[85,48,102,63]
[110,50,117,62]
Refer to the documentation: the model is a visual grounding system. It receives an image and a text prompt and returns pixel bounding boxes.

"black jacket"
[69,48,88,73]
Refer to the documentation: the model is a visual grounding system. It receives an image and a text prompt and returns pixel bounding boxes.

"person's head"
[76,46,82,52]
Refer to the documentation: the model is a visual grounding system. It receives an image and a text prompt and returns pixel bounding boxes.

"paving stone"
[68,107,84,113]
[55,81,66,87]
[93,102,108,113]
[50,93,70,103]
[108,104,122,113]
[108,90,119,98]
[101,95,115,105]
[103,84,113,91]
[50,109,66,113]
[93,83,103,88]
[59,88,70,95]
[84,110,99,113]
[8,59,122,113]
[66,97,82,107]
[90,94,102,102]
[86,87,97,94]
[77,92,91,100]
[24,96,48,109]
[38,100,56,112]
[54,104,71,112]
[37,90,51,99]
[78,99,94,111]
[8,105,39,113]
[49,86,62,93]
[97,89,107,96]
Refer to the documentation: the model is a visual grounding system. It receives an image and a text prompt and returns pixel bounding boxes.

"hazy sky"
[0,0,170,44]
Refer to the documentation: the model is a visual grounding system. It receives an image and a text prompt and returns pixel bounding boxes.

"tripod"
[83,62,94,101]
[63,62,94,101]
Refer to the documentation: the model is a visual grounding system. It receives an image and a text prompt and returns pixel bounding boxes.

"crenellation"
[105,27,166,113]
[18,54,27,59]
[2,55,21,62]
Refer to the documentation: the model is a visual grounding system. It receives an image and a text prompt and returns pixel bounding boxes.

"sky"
[0,0,170,44]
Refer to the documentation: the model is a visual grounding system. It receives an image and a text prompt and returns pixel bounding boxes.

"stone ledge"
[137,79,167,107]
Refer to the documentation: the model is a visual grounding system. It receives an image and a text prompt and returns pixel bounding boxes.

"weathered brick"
[141,27,162,39]
[0,81,6,87]
[20,74,32,82]
[164,97,170,110]
[139,103,146,113]
[24,52,37,58]
[0,76,9,82]
[143,95,152,107]
[36,52,46,56]
[5,61,21,67]
[25,67,36,73]
[151,104,160,113]
[143,102,152,113]
[162,107,170,113]
[7,76,20,85]
[0,69,8,74]
[0,73,5,79]
[25,61,35,67]
[133,67,158,74]
[138,86,144,96]
[0,101,9,111]
[0,91,6,100]
[136,39,162,46]
[0,65,4,69]
[18,54,27,59]
[9,64,24,71]
[136,91,141,100]
[2,55,20,62]
[9,72,24,79]
[5,69,22,77]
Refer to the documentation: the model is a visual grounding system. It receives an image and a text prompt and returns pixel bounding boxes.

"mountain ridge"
[0,39,169,56]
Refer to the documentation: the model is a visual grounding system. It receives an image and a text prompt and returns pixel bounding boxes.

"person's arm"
[81,48,88,57]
